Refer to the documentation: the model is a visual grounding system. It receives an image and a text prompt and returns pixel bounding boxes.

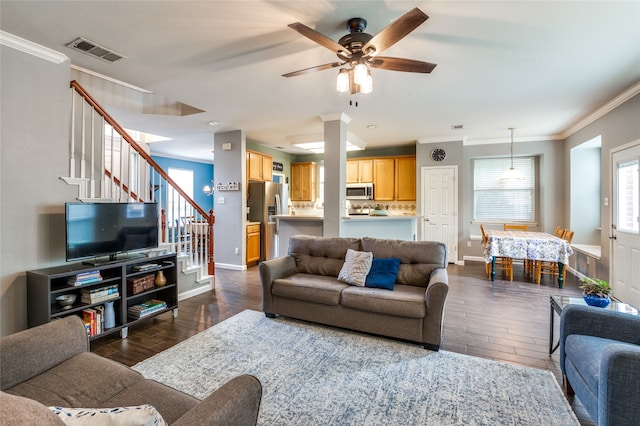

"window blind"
[474,157,535,222]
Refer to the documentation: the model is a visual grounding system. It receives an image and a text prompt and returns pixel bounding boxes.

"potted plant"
[579,277,612,308]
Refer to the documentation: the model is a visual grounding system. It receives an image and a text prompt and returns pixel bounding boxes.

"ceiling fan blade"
[361,8,428,56]
[288,22,351,56]
[369,56,437,73]
[282,62,344,77]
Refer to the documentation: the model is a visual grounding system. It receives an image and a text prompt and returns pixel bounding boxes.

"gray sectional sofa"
[0,315,262,425]
[259,235,449,350]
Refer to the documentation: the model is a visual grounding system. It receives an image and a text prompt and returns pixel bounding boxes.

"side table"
[549,294,639,355]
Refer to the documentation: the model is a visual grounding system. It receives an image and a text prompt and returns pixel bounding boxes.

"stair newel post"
[207,210,215,275]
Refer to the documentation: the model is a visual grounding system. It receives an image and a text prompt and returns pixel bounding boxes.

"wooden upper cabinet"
[247,150,272,182]
[395,156,416,201]
[346,159,373,183]
[373,158,395,201]
[290,162,316,201]
[262,154,273,181]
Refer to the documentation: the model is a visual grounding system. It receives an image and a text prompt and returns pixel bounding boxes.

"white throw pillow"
[338,249,373,286]
[48,404,167,426]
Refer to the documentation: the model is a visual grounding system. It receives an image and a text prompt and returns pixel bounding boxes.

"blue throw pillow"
[365,257,401,290]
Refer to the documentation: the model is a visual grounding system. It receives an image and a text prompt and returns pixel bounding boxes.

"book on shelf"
[127,299,167,319]
[68,270,103,287]
[82,308,97,336]
[80,284,119,302]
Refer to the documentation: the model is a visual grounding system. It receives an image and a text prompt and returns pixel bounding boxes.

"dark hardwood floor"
[92,261,593,424]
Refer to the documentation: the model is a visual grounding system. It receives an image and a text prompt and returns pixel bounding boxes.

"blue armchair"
[560,304,640,426]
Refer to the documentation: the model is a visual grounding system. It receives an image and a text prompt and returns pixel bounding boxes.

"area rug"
[133,310,579,425]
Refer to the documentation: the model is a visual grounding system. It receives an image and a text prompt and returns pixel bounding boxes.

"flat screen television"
[65,202,159,264]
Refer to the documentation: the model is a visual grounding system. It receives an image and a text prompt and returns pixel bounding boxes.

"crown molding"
[0,31,68,64]
[562,80,640,138]
[417,137,467,144]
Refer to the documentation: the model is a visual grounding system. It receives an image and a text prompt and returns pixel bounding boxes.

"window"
[617,158,639,233]
[167,168,194,224]
[473,157,535,222]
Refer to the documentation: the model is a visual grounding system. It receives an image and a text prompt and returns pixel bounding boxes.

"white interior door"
[611,142,640,308]
[421,166,458,263]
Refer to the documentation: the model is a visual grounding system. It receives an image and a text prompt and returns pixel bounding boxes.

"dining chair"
[503,224,528,275]
[504,224,527,231]
[481,224,513,281]
[535,229,574,284]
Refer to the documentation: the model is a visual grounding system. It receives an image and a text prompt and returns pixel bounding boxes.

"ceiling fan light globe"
[360,72,373,94]
[353,63,368,85]
[336,69,350,93]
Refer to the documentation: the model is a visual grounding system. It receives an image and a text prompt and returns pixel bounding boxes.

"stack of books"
[81,284,119,304]
[128,299,167,319]
[82,306,104,336]
[68,270,103,287]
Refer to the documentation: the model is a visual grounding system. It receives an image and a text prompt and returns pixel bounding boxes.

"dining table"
[484,230,574,287]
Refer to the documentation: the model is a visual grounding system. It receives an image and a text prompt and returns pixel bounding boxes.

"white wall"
[0,46,76,336]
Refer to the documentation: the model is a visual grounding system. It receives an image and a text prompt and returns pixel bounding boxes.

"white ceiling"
[2,1,639,161]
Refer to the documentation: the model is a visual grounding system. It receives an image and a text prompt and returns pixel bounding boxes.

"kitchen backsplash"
[291,201,417,216]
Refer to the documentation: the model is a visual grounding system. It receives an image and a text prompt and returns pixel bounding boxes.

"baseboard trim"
[214,262,247,271]
[178,282,213,301]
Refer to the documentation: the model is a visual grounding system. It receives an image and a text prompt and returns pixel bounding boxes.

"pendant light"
[500,128,525,181]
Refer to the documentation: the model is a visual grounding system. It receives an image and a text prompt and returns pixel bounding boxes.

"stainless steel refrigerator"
[247,181,284,261]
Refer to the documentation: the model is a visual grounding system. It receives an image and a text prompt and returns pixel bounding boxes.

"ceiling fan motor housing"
[338,32,373,61]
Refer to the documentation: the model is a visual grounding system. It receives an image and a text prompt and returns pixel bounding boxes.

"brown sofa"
[259,235,449,350]
[0,315,262,425]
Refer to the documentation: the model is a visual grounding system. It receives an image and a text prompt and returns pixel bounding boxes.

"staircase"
[61,81,215,296]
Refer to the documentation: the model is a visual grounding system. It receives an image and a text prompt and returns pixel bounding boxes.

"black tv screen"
[65,202,159,262]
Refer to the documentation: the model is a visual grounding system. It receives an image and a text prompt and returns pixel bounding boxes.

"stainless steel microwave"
[346,183,374,200]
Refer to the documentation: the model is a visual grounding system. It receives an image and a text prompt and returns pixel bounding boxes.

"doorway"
[421,166,458,263]
[611,141,640,308]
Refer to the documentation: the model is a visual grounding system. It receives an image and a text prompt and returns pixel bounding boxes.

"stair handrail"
[70,80,210,219]
[70,80,214,276]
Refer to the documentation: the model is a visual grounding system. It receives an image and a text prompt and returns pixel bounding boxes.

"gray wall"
[213,130,246,268]
[1,46,76,336]
[564,93,640,279]
[417,138,566,263]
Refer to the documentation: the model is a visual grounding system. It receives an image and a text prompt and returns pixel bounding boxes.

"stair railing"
[63,80,214,276]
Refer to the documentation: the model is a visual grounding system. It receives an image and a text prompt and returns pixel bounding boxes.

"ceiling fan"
[282,7,437,95]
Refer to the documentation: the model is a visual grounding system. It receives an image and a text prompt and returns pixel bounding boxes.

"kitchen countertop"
[273,215,323,221]
[246,221,261,226]
[341,215,420,221]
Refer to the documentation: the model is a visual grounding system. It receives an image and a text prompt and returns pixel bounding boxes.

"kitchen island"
[273,215,323,258]
[341,215,420,241]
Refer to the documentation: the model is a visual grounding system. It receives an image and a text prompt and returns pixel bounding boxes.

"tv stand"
[27,252,178,341]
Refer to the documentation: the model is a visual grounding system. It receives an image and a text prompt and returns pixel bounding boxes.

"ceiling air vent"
[65,37,126,63]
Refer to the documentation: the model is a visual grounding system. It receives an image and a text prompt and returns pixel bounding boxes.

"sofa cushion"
[48,404,167,426]
[365,257,401,290]
[565,334,639,393]
[289,235,361,277]
[273,273,348,306]
[5,353,142,408]
[361,237,447,287]
[337,249,373,286]
[341,284,426,318]
[0,391,65,425]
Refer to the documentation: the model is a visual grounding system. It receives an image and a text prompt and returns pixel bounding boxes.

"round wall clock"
[431,148,447,162]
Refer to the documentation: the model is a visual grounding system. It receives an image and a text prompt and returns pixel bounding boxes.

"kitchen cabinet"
[395,156,416,201]
[246,223,261,265]
[346,159,373,183]
[373,158,395,201]
[290,162,316,201]
[247,150,273,182]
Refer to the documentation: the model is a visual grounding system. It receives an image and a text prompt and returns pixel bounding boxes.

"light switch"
[218,197,225,204]
[604,197,608,206]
